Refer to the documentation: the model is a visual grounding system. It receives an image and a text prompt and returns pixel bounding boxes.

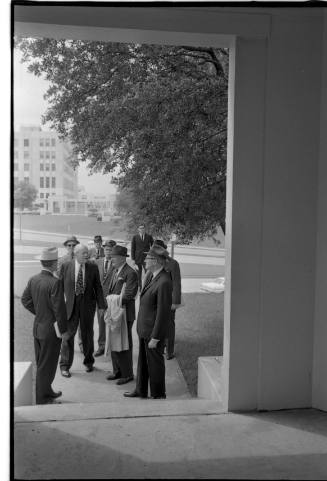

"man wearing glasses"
[124,245,172,399]
[57,235,80,274]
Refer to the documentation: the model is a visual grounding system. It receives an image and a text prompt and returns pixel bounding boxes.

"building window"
[24,139,29,147]
[40,178,44,188]
[51,163,56,171]
[51,151,56,159]
[40,163,44,171]
[51,177,56,188]
[51,138,56,147]
[40,193,44,199]
[45,151,50,160]
[46,177,50,188]
[45,138,50,147]
[40,151,44,159]
[24,151,29,159]
[24,163,30,171]
[40,139,44,147]
[46,193,50,199]
[14,163,18,171]
[24,177,29,184]
[45,163,50,171]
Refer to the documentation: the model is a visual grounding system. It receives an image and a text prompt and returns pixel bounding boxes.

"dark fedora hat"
[63,235,80,247]
[94,235,103,242]
[146,245,169,260]
[111,245,129,257]
[103,239,117,248]
[154,239,167,249]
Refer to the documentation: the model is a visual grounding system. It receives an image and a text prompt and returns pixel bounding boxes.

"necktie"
[143,272,153,291]
[75,265,84,296]
[104,260,109,275]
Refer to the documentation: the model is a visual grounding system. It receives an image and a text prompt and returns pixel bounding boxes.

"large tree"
[16,38,228,242]
[14,181,37,211]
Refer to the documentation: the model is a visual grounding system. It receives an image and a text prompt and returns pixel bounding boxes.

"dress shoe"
[49,390,62,398]
[61,370,71,378]
[38,398,62,405]
[116,376,134,385]
[124,390,147,398]
[152,394,166,399]
[106,372,121,381]
[94,348,105,357]
[85,365,94,372]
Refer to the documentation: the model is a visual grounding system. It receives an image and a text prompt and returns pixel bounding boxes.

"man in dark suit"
[58,244,106,377]
[94,239,117,357]
[124,245,172,399]
[154,239,182,360]
[21,247,69,404]
[89,235,105,261]
[106,245,138,384]
[131,224,153,288]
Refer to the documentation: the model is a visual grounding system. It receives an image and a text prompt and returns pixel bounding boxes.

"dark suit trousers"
[111,321,134,378]
[96,307,106,350]
[166,310,176,356]
[136,337,166,398]
[60,294,95,370]
[34,334,61,404]
[136,262,146,288]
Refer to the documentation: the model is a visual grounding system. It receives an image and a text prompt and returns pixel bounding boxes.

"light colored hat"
[36,247,59,261]
[63,235,80,247]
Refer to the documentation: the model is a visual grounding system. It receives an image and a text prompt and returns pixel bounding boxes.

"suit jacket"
[95,257,116,298]
[165,257,182,305]
[59,260,106,320]
[108,263,138,323]
[56,252,74,277]
[137,269,172,340]
[131,233,153,264]
[21,270,67,340]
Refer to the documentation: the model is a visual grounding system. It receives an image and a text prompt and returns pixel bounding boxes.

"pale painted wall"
[312,11,327,412]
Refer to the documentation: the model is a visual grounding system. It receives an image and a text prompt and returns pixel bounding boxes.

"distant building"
[13,125,85,214]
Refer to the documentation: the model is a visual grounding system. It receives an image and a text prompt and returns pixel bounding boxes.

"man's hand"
[61,331,71,342]
[148,338,159,349]
[171,304,179,310]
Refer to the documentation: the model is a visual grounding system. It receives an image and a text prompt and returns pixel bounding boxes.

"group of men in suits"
[21,224,182,404]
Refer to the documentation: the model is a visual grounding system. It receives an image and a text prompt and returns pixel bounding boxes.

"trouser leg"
[60,296,80,371]
[96,307,106,350]
[80,306,95,367]
[145,339,166,398]
[166,310,176,357]
[136,264,143,288]
[135,337,149,397]
[77,325,83,352]
[35,336,61,404]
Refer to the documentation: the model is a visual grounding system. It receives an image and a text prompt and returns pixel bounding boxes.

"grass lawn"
[175,292,224,397]
[13,292,224,399]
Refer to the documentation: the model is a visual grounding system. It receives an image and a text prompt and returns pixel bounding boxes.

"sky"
[13,49,117,196]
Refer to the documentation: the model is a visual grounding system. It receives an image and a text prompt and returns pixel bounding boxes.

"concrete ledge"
[14,362,33,407]
[14,398,225,423]
[197,356,223,401]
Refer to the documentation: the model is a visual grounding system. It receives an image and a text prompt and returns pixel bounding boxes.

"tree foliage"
[16,38,228,242]
[14,181,37,210]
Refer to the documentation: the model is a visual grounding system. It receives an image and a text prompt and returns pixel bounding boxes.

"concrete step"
[14,398,225,423]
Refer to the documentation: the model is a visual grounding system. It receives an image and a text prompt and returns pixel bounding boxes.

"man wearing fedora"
[106,245,138,385]
[124,244,172,399]
[89,235,105,261]
[21,247,69,404]
[58,244,106,377]
[153,239,182,360]
[57,235,80,274]
[131,224,154,289]
[94,239,117,357]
